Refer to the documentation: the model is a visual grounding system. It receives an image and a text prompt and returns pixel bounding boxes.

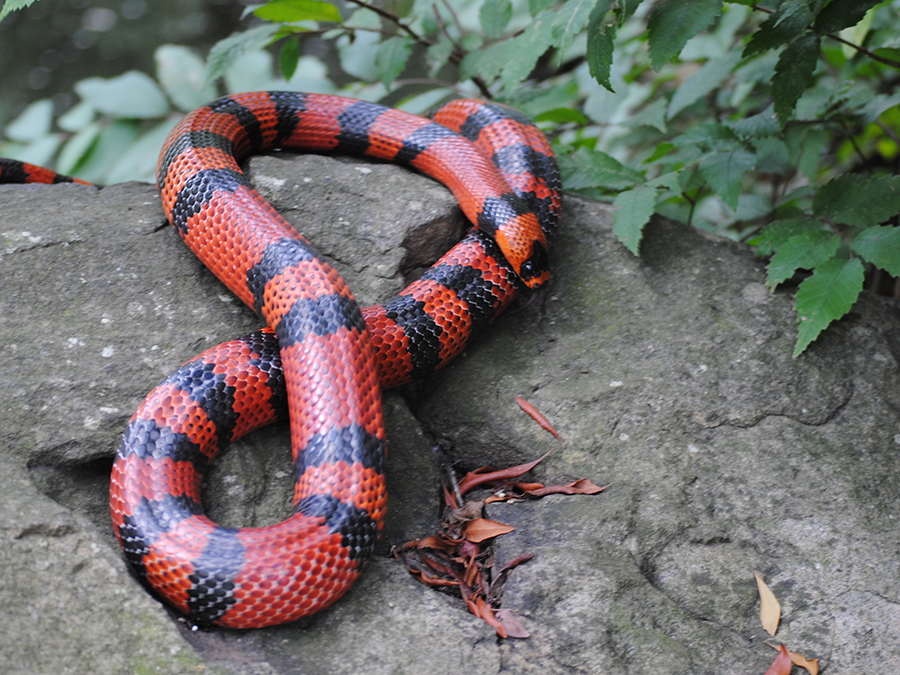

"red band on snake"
[0,92,560,628]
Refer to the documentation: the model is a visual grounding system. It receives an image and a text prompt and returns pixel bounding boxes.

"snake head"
[515,239,550,288]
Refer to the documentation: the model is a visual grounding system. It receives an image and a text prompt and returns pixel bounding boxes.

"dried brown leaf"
[495,608,531,638]
[465,518,514,543]
[755,571,781,636]
[516,396,563,445]
[763,644,792,675]
[457,452,551,496]
[766,642,820,674]
[474,597,508,638]
[521,479,609,497]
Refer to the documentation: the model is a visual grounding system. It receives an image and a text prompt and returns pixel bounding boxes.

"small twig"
[344,0,432,48]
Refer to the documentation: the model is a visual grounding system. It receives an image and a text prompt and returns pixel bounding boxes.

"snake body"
[0,92,560,628]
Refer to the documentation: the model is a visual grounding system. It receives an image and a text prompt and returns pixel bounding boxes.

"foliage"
[2,0,900,356]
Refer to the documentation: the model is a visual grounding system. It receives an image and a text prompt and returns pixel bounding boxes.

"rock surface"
[1,152,899,675]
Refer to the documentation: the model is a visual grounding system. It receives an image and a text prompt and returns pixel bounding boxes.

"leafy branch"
[2,0,900,357]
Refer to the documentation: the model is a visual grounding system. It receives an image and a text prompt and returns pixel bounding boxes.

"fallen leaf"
[763,644,792,675]
[473,597,508,638]
[766,642,820,674]
[516,396,564,445]
[465,518,515,543]
[755,571,781,636]
[519,479,609,497]
[457,452,551,496]
[495,608,530,638]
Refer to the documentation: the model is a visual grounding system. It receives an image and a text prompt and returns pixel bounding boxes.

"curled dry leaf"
[763,644,792,675]
[754,571,781,636]
[457,452,551,496]
[465,518,515,543]
[766,642,820,675]
[515,396,564,445]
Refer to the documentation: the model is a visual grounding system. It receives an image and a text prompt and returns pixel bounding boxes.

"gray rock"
[1,151,898,674]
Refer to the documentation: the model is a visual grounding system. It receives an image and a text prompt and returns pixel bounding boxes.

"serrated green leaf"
[206,24,280,84]
[699,144,755,210]
[587,0,617,92]
[851,225,900,276]
[559,147,644,190]
[75,72,169,119]
[461,18,555,91]
[730,107,780,139]
[375,36,413,88]
[793,257,864,356]
[279,36,302,80]
[0,0,37,22]
[647,0,722,70]
[754,216,824,257]
[480,0,512,39]
[743,1,813,57]
[813,174,900,228]
[613,186,656,254]
[155,45,217,112]
[253,0,341,22]
[772,33,820,125]
[766,229,842,288]
[550,0,595,60]
[5,99,53,142]
[813,0,881,35]
[668,50,739,120]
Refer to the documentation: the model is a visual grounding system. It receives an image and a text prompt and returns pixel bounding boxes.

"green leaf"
[613,186,657,255]
[559,147,644,190]
[57,122,100,175]
[253,0,341,22]
[793,257,864,357]
[279,36,302,80]
[699,144,755,210]
[730,107,780,139]
[587,0,617,91]
[772,33,820,125]
[155,45,217,112]
[75,72,169,119]
[766,229,842,288]
[754,216,824,257]
[534,108,588,124]
[643,141,675,164]
[480,0,513,39]
[667,51,740,120]
[5,99,53,142]
[550,0,596,60]
[529,0,555,15]
[206,24,280,84]
[461,18,555,91]
[743,1,813,57]
[375,36,413,88]
[813,0,881,35]
[813,175,900,228]
[0,0,38,22]
[851,226,900,276]
[647,0,722,70]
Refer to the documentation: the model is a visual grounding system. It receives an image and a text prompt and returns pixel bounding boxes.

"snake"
[0,91,560,628]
